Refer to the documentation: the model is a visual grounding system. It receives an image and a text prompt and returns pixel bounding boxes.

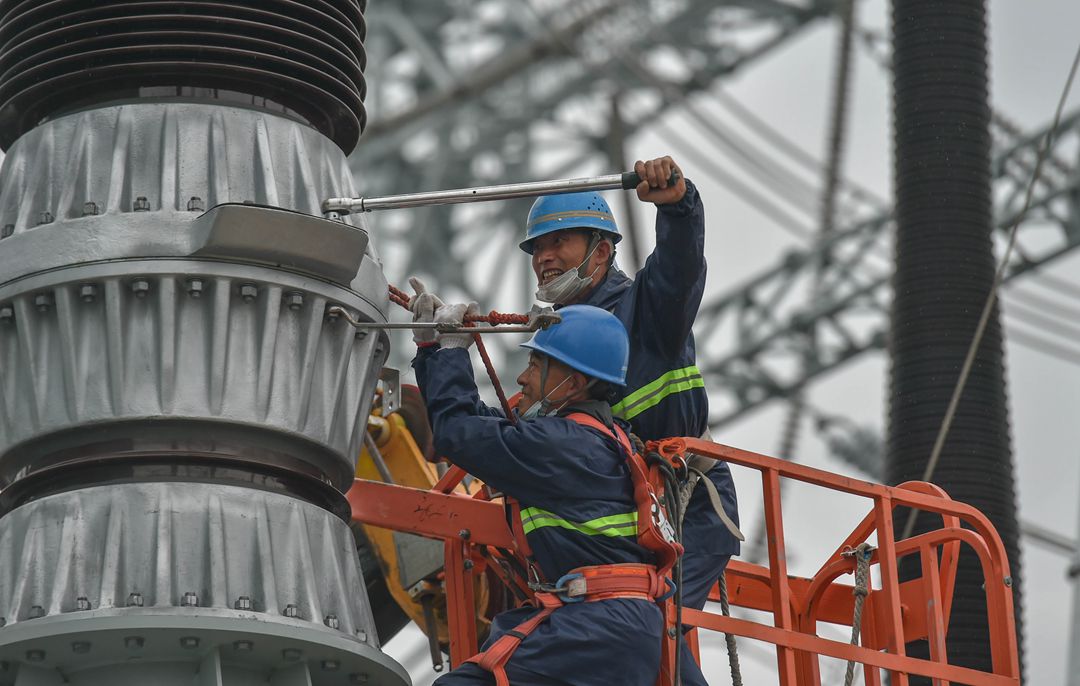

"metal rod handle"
[322,170,679,215]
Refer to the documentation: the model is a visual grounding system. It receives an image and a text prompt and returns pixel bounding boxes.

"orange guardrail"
[348,435,1020,686]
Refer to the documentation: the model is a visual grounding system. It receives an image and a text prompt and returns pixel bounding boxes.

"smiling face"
[515,352,587,414]
[530,229,612,303]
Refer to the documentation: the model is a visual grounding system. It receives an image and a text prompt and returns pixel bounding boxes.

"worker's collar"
[557,266,631,312]
[557,399,614,429]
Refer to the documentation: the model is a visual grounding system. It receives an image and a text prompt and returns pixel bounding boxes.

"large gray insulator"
[0,104,390,493]
[0,483,407,685]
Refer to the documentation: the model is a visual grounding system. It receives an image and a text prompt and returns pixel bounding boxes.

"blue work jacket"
[414,346,663,686]
[573,179,740,562]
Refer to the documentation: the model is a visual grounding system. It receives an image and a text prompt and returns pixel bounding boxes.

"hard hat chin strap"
[534,232,604,305]
[518,356,596,419]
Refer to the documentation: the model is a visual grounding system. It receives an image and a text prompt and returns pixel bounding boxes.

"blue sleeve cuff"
[657,178,699,218]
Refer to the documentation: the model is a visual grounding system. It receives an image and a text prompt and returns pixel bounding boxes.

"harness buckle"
[553,572,587,603]
[651,493,677,543]
[656,577,677,603]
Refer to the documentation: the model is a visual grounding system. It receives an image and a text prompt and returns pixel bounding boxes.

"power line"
[1003,298,1080,343]
[657,119,814,240]
[708,88,889,209]
[1005,322,1080,368]
[1004,286,1080,322]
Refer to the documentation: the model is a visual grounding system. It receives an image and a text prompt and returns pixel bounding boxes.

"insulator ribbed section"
[0,0,367,151]
[888,0,1024,679]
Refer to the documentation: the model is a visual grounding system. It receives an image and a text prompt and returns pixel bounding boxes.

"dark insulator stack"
[888,0,1024,679]
[0,0,368,151]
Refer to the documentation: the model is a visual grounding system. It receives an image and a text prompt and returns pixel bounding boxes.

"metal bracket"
[379,367,401,416]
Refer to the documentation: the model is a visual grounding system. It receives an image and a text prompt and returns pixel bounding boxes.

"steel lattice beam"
[353,0,839,367]
[698,109,1080,427]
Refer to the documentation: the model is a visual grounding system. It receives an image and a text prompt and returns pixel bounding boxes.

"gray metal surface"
[0,103,382,294]
[0,260,387,488]
[0,608,409,685]
[0,483,377,639]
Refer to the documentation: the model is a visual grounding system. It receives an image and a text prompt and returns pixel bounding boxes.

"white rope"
[842,543,875,686]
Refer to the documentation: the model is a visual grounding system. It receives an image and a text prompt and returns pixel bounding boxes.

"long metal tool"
[322,169,678,214]
[329,305,560,334]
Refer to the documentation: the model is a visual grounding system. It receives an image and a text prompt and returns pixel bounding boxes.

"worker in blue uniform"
[519,156,742,685]
[409,299,669,686]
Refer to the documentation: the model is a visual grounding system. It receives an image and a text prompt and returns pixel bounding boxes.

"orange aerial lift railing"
[348,435,1020,686]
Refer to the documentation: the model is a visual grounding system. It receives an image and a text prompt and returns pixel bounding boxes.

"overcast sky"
[383,1,1080,683]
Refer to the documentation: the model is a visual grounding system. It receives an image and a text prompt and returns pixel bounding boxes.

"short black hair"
[588,380,621,405]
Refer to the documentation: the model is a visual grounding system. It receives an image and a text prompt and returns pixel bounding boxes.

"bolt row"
[0,284,313,319]
[0,197,211,235]
[2,594,353,636]
[12,638,371,680]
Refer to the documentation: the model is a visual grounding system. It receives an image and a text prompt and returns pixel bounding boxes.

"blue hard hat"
[519,191,622,254]
[520,305,629,385]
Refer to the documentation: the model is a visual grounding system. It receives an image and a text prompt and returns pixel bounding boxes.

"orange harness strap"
[564,413,684,577]
[463,564,671,686]
[467,413,686,684]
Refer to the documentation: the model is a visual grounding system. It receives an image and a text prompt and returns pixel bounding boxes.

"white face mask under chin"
[517,376,573,420]
[535,235,604,305]
[535,263,601,304]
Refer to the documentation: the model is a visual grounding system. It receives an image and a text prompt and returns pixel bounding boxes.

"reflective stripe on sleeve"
[611,365,705,421]
[519,506,638,537]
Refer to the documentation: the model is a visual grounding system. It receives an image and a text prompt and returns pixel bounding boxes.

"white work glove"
[435,302,480,350]
[409,277,443,345]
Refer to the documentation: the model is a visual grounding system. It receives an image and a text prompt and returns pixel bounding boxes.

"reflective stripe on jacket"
[412,346,655,582]
[571,179,740,559]
[572,179,708,442]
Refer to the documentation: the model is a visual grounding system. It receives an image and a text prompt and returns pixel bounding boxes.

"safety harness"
[465,413,684,686]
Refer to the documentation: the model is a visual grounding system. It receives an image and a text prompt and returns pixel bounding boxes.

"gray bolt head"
[240,284,258,303]
[79,284,97,303]
[283,603,299,618]
[133,196,151,212]
[282,648,303,662]
[181,591,199,607]
[349,673,370,684]
[25,650,44,663]
[82,201,99,217]
[124,636,144,650]
[75,597,91,611]
[0,617,5,627]
[131,280,150,298]
[321,660,340,672]
[187,196,205,212]
[186,279,204,298]
[233,640,254,653]
[180,637,200,649]
[324,614,340,629]
[71,641,91,654]
[1,224,13,238]
[0,306,14,322]
[28,605,45,619]
[285,292,304,311]
[234,596,253,611]
[356,629,368,642]
[126,592,144,607]
[38,211,54,225]
[34,294,53,312]
[1004,576,1013,587]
